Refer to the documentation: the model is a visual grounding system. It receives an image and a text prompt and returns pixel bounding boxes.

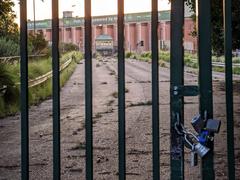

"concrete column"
[127,24,130,51]
[124,24,129,51]
[129,23,137,51]
[72,27,76,44]
[141,23,149,51]
[103,25,108,34]
[81,26,85,51]
[136,23,141,44]
[163,22,166,41]
[158,22,162,49]
[75,27,82,49]
[43,29,50,41]
[64,27,68,43]
[107,25,114,38]
[165,22,171,49]
[113,24,117,47]
[148,22,151,50]
[92,25,96,50]
[96,25,103,36]
[59,28,62,43]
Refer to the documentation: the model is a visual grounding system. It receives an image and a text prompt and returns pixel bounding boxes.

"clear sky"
[13,0,170,23]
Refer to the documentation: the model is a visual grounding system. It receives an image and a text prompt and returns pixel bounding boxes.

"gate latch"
[171,85,199,97]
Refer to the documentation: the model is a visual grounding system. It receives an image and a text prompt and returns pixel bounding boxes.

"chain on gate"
[174,111,221,167]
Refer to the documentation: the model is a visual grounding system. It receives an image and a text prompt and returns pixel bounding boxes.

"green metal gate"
[19,0,236,179]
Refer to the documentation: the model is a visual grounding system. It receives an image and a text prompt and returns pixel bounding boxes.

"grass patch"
[0,51,83,118]
[126,51,240,74]
[29,59,78,105]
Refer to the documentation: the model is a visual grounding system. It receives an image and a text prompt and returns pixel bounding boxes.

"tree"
[232,0,240,50]
[185,0,240,55]
[0,37,19,56]
[28,32,48,54]
[0,0,19,42]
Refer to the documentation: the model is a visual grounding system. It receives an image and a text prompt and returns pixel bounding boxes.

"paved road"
[0,58,239,179]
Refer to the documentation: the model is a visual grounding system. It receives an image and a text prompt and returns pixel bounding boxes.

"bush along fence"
[0,51,83,118]
[125,51,240,74]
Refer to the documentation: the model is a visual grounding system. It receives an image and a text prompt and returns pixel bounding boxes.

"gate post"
[170,0,184,179]
[151,0,160,179]
[197,0,215,179]
[84,0,93,179]
[118,0,126,179]
[224,0,236,179]
[20,0,29,179]
[52,0,61,179]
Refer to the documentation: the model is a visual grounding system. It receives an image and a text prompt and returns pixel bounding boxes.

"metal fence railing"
[19,0,236,179]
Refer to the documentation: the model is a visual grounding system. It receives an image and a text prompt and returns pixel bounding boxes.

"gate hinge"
[171,85,199,97]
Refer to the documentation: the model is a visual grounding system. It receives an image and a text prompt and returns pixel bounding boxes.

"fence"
[19,0,236,179]
[0,54,48,64]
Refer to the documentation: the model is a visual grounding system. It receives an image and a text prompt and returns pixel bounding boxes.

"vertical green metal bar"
[85,0,93,179]
[170,0,184,179]
[224,0,235,179]
[197,0,214,179]
[52,0,61,179]
[118,0,125,179]
[20,0,29,179]
[151,0,159,179]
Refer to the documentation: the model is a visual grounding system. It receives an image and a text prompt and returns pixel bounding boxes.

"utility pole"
[33,0,44,35]
[33,0,36,34]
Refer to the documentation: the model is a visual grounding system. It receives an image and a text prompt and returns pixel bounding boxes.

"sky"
[13,0,170,23]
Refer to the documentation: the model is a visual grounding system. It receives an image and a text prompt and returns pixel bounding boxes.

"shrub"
[0,37,19,57]
[141,51,151,58]
[28,32,48,55]
[60,42,78,53]
[125,51,133,58]
[0,63,19,117]
[233,57,240,63]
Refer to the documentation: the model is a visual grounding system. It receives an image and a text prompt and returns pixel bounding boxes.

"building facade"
[28,10,197,53]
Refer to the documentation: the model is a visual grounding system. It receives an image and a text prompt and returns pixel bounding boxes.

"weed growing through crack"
[111,88,129,98]
[70,142,86,151]
[128,100,152,107]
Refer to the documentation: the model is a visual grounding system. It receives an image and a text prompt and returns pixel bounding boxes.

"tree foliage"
[232,0,240,50]
[185,0,240,55]
[0,37,19,56]
[59,42,79,53]
[28,32,48,55]
[0,0,19,41]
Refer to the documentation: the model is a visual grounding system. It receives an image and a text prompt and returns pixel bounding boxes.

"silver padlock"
[194,143,210,158]
[184,132,210,158]
[191,114,205,133]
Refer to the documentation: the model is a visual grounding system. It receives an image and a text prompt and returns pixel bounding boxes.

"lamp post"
[33,0,44,35]
[33,0,36,34]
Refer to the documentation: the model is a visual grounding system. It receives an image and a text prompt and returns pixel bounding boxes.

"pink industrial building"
[28,10,197,53]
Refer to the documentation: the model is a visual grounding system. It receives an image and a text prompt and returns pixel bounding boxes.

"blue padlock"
[198,130,209,145]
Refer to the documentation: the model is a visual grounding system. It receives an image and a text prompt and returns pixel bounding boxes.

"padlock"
[190,148,198,167]
[194,143,210,158]
[206,119,221,133]
[191,114,205,133]
[198,130,209,145]
[184,132,210,158]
